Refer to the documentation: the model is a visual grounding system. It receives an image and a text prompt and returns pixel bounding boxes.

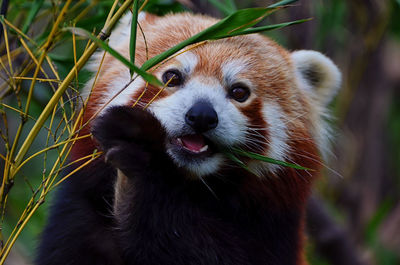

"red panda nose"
[185,101,218,133]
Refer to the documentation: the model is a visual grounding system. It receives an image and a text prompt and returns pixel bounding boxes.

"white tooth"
[199,145,208,152]
[177,138,183,145]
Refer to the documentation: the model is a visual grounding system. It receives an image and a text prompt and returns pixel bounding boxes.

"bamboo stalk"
[0,2,135,261]
[12,134,92,177]
[0,0,74,210]
[11,0,134,177]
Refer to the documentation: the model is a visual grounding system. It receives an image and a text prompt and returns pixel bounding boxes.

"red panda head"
[76,12,341,182]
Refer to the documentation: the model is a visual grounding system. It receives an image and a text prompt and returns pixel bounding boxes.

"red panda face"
[149,50,251,176]
[147,43,289,176]
[82,13,341,178]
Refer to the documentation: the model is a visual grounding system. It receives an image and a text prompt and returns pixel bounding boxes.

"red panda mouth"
[171,134,213,155]
[180,134,208,153]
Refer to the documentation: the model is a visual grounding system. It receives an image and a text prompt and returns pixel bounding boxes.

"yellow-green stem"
[6,0,73,182]
[11,0,134,176]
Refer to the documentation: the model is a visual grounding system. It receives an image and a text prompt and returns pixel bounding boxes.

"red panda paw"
[91,106,166,171]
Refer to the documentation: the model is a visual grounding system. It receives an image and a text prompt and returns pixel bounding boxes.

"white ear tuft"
[85,12,150,73]
[291,50,342,106]
[108,12,148,47]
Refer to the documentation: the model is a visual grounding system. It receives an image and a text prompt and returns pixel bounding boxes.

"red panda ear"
[85,12,160,73]
[291,50,342,106]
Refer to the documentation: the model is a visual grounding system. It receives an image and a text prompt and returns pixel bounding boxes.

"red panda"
[37,12,341,265]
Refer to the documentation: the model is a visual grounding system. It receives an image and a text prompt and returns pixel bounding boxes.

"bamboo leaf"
[141,7,278,71]
[130,0,140,76]
[222,18,311,38]
[225,152,248,169]
[231,147,312,170]
[66,27,162,86]
[141,0,301,71]
[224,152,261,177]
[22,0,45,34]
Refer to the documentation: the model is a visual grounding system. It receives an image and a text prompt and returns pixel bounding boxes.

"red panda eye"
[162,70,183,87]
[229,85,250,102]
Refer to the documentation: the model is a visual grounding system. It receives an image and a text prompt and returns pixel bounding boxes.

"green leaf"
[231,147,312,170]
[222,18,311,38]
[224,152,249,170]
[65,27,162,87]
[140,0,302,71]
[224,152,261,177]
[130,0,140,76]
[22,0,45,34]
[365,199,393,245]
[141,6,280,71]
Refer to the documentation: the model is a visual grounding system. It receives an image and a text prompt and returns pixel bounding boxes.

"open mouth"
[170,134,215,156]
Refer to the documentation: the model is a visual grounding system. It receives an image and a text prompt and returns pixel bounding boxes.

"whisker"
[293,150,343,179]
[198,176,219,200]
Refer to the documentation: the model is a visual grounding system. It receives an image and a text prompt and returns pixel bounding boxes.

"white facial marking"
[149,76,248,176]
[175,51,198,75]
[264,104,289,161]
[166,150,226,177]
[249,103,289,174]
[150,76,248,145]
[221,59,249,85]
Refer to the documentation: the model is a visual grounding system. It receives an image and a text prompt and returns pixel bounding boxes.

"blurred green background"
[0,0,399,264]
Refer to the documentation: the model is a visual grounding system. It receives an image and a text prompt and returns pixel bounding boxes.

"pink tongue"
[181,134,205,152]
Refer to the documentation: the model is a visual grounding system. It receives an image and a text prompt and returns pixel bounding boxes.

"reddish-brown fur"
[69,13,334,265]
